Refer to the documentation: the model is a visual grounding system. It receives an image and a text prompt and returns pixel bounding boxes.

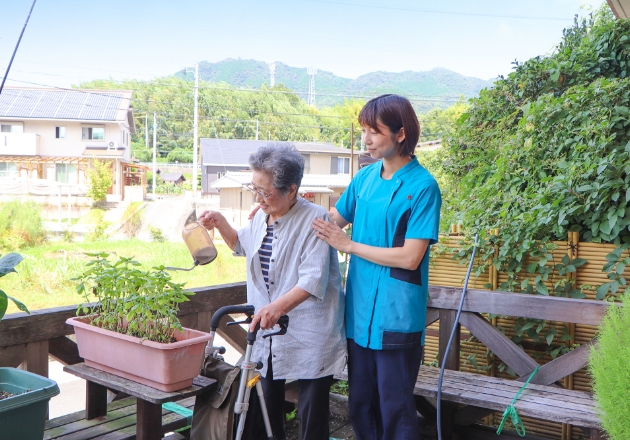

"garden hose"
[436,234,478,440]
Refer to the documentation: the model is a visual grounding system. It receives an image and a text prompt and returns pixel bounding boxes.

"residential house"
[0,87,144,201]
[160,173,186,185]
[199,139,359,195]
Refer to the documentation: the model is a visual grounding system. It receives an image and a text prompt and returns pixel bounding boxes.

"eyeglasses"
[243,183,276,199]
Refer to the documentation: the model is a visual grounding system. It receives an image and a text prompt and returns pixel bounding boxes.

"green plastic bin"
[0,367,60,440]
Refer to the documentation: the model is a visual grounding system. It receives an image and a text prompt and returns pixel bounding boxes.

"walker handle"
[246,315,290,344]
[209,305,255,331]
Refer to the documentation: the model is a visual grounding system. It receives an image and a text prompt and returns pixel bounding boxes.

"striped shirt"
[233,197,347,380]
[258,225,273,291]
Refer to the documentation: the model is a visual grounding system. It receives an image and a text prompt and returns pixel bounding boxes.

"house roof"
[200,138,352,166]
[161,173,185,182]
[210,171,350,189]
[0,87,133,123]
[607,0,630,18]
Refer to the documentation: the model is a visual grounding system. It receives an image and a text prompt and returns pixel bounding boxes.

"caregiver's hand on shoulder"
[248,204,261,220]
[312,218,352,253]
[250,302,284,331]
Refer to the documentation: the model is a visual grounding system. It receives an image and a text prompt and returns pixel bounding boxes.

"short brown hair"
[358,94,420,157]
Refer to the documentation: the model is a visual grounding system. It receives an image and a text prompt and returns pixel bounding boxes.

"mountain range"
[174,59,493,112]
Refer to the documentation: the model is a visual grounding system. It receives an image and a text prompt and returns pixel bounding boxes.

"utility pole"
[193,63,199,199]
[350,123,355,177]
[145,114,148,149]
[307,67,317,106]
[256,118,259,140]
[152,113,157,201]
[269,62,276,88]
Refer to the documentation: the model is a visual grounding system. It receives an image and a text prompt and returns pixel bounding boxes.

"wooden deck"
[45,396,193,440]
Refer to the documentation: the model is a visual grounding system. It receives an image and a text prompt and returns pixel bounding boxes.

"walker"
[205,305,289,440]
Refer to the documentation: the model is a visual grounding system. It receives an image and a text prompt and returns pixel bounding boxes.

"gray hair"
[249,142,304,195]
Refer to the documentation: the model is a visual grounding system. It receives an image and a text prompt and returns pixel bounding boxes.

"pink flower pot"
[66,316,212,392]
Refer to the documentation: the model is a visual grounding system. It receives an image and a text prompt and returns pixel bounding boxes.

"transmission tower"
[269,62,276,88]
[307,66,317,106]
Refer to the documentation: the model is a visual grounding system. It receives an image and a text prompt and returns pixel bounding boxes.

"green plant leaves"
[0,290,29,321]
[0,253,23,277]
[73,253,189,343]
[0,291,7,321]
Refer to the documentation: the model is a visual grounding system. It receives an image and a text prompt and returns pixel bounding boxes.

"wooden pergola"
[122,161,149,187]
[0,155,89,179]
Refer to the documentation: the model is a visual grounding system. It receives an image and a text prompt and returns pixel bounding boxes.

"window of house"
[1,124,23,133]
[301,153,311,173]
[217,172,226,179]
[82,127,104,140]
[56,163,77,184]
[330,156,350,174]
[55,126,66,139]
[0,162,18,178]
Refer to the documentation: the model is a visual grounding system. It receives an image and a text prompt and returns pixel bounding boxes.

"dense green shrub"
[590,294,630,439]
[148,226,166,243]
[87,221,110,242]
[444,7,630,299]
[86,159,113,204]
[0,201,46,250]
[166,148,193,163]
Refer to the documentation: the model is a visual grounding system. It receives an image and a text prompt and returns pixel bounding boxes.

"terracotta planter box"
[66,316,212,392]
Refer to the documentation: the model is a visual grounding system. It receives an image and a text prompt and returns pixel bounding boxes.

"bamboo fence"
[425,231,628,440]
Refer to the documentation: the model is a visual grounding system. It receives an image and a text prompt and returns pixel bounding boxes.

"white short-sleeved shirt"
[234,197,347,380]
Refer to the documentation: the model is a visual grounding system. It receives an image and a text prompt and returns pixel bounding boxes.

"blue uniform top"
[336,159,441,350]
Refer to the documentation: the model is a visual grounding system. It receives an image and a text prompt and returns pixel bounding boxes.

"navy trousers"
[259,348,333,440]
[347,338,424,440]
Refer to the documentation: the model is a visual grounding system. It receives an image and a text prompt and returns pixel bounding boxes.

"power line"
[304,0,575,21]
[0,0,38,94]
[6,78,465,115]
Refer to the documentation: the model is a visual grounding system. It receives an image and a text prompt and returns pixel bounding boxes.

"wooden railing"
[1,283,611,379]
[0,282,249,378]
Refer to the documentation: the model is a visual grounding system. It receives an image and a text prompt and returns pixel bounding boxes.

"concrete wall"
[0,133,40,156]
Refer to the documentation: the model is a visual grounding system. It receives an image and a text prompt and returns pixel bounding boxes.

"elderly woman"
[198,142,346,440]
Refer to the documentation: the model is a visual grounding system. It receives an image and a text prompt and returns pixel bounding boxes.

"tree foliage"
[590,294,630,439]
[87,159,113,203]
[444,6,630,299]
[78,78,366,158]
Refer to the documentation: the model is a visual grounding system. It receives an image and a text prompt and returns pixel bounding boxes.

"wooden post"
[18,340,49,378]
[136,399,163,440]
[85,381,108,420]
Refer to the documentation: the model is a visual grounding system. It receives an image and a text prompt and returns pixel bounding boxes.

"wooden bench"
[45,363,216,440]
[340,287,610,439]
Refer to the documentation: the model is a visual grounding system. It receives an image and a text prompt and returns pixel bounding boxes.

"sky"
[0,0,608,92]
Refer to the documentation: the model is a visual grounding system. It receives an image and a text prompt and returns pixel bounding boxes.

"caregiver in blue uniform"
[312,94,441,440]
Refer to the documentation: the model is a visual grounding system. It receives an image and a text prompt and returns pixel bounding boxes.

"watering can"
[165,209,218,271]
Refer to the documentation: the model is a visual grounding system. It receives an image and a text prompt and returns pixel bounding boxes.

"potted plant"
[0,253,60,440]
[66,252,212,392]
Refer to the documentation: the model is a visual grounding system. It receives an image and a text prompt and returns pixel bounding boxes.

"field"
[2,239,246,314]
